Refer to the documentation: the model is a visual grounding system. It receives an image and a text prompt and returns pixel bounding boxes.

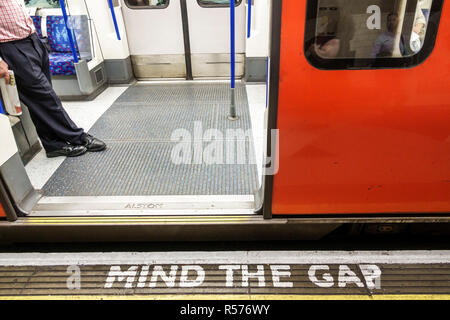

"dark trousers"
[0,33,86,152]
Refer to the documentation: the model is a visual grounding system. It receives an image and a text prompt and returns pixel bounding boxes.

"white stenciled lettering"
[105,266,138,289]
[179,265,205,288]
[270,265,293,288]
[338,265,364,288]
[359,264,382,289]
[308,265,334,288]
[137,265,149,288]
[149,265,178,288]
[218,265,241,287]
[241,265,266,287]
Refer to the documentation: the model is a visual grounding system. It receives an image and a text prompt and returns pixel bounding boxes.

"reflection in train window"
[304,0,443,69]
[197,0,243,8]
[24,0,60,8]
[125,0,169,9]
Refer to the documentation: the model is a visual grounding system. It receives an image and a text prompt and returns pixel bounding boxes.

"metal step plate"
[30,195,255,217]
[42,82,259,197]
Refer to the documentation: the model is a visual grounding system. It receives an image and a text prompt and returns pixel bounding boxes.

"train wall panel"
[245,0,271,58]
[85,0,131,61]
[0,115,18,167]
[186,0,246,54]
[122,0,185,55]
[272,0,450,215]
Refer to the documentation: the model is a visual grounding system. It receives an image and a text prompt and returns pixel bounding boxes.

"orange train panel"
[272,1,450,215]
[0,203,6,218]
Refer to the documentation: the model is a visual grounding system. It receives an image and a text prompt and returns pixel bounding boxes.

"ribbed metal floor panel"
[42,83,258,196]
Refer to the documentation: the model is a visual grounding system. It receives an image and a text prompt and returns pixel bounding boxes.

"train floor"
[0,250,449,299]
[24,81,266,217]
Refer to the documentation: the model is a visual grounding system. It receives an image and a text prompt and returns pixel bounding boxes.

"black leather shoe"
[83,134,107,152]
[46,145,87,158]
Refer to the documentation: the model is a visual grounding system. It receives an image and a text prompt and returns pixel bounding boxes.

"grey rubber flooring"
[42,82,259,196]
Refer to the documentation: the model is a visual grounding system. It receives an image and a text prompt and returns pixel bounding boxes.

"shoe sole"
[46,149,88,158]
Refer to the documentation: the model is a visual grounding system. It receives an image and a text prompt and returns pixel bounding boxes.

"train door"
[265,0,450,217]
[186,0,246,78]
[121,0,187,78]
[121,0,246,79]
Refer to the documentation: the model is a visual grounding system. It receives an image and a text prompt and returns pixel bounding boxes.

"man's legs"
[0,35,86,153]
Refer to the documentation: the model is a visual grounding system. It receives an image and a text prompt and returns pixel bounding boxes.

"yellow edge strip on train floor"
[0,294,449,300]
[17,221,252,225]
[23,216,254,220]
[15,218,255,225]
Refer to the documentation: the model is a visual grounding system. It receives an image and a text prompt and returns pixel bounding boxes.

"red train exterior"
[270,0,450,216]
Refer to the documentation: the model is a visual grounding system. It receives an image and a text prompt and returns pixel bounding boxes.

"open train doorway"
[27,80,264,217]
[3,0,269,218]
[121,0,246,79]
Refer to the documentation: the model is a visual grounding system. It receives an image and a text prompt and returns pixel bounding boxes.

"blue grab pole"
[228,0,238,120]
[230,0,235,90]
[108,0,121,40]
[266,57,269,108]
[0,97,5,115]
[247,0,252,38]
[59,0,79,63]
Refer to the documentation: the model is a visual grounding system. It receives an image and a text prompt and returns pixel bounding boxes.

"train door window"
[304,0,444,70]
[197,0,243,8]
[124,0,169,9]
[24,0,61,8]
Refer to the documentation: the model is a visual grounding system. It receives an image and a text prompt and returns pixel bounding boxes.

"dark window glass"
[24,0,60,8]
[197,0,243,8]
[125,0,169,9]
[304,0,443,69]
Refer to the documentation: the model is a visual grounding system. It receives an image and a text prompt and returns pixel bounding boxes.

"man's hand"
[0,60,10,85]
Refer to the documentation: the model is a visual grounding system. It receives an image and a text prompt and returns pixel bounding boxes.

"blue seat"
[46,16,77,76]
[30,16,43,38]
[48,53,76,76]
[30,15,91,76]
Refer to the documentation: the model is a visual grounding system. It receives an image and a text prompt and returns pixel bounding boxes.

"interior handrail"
[108,0,122,41]
[59,0,79,63]
[247,0,252,38]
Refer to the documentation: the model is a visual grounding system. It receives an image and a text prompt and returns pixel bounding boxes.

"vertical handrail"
[229,0,238,120]
[247,0,252,38]
[59,0,79,63]
[266,57,269,108]
[0,96,4,114]
[108,0,121,40]
[231,0,235,90]
[180,0,193,80]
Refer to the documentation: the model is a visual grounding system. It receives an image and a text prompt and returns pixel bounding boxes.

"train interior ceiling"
[2,0,271,218]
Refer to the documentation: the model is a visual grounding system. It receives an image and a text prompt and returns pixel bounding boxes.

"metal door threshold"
[29,195,256,217]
